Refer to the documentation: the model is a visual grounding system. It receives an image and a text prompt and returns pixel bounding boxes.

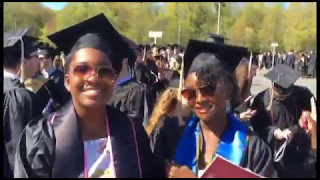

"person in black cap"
[307,50,316,78]
[37,46,58,78]
[151,44,158,58]
[250,64,316,178]
[151,39,275,178]
[109,42,159,127]
[285,49,296,69]
[230,56,258,126]
[37,45,71,115]
[175,45,185,58]
[14,13,155,178]
[265,51,272,69]
[3,28,40,178]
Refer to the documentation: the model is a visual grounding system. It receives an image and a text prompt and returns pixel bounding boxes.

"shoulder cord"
[270,98,298,162]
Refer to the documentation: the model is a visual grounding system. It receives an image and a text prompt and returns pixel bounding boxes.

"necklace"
[196,128,220,170]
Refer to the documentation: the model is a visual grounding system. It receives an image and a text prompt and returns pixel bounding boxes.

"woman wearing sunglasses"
[14,14,155,178]
[151,40,275,178]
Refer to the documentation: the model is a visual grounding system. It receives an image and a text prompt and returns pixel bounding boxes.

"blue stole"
[173,113,247,174]
[114,74,132,87]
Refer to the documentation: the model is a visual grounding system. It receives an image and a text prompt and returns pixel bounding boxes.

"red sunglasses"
[73,64,116,83]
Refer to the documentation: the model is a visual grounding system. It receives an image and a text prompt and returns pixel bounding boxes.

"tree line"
[4,2,316,52]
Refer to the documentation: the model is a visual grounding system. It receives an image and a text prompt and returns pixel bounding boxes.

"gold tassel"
[177,54,184,126]
[19,37,26,83]
[24,77,49,94]
[248,51,253,79]
[266,82,275,111]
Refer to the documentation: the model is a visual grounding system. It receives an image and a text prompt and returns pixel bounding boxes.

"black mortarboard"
[4,28,39,57]
[4,28,40,69]
[47,13,136,72]
[120,34,138,51]
[264,64,300,89]
[206,33,228,44]
[37,46,57,59]
[183,39,248,78]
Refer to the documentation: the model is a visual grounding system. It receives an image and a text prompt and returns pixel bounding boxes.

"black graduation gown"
[146,58,159,76]
[14,101,156,178]
[250,86,316,178]
[150,115,276,178]
[48,68,71,107]
[265,55,272,69]
[308,54,316,76]
[109,78,146,125]
[28,71,70,118]
[285,54,296,69]
[32,78,70,118]
[3,77,33,178]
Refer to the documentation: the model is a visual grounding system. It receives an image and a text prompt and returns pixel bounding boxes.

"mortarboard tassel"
[19,37,26,83]
[177,54,184,126]
[248,52,253,79]
[266,82,275,111]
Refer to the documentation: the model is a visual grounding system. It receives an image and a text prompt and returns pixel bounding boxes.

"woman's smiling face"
[64,48,116,108]
[183,72,228,122]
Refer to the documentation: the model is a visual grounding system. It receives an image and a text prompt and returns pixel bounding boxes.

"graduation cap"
[264,64,300,89]
[206,33,228,44]
[4,28,40,82]
[183,39,248,78]
[37,46,57,59]
[4,28,39,58]
[120,34,138,51]
[47,13,136,73]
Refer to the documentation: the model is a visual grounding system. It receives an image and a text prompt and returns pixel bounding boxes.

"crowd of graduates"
[4,13,317,178]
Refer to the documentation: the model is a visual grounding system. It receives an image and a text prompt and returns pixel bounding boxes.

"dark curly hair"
[188,53,233,87]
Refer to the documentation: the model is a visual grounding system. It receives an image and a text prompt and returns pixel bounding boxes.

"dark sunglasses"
[73,64,116,83]
[181,84,217,101]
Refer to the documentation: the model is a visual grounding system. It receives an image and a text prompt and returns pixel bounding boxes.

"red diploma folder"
[200,155,265,178]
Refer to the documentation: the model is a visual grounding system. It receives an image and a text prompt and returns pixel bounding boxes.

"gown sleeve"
[14,117,56,178]
[150,117,186,178]
[3,87,33,176]
[109,82,145,124]
[241,131,277,178]
[250,91,276,144]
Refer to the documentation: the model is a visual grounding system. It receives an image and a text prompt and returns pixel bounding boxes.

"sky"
[41,2,290,11]
[41,2,67,11]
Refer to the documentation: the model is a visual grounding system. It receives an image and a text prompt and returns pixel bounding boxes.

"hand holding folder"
[201,155,264,178]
